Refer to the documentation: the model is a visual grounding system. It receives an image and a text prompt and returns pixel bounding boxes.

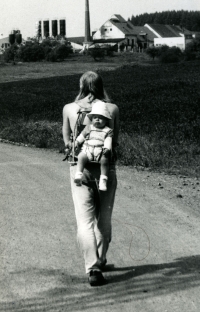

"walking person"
[62,71,119,286]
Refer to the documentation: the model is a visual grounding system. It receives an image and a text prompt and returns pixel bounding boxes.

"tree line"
[4,39,73,63]
[129,10,200,31]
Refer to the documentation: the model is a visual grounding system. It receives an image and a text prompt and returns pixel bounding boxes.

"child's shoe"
[74,172,83,186]
[99,175,108,191]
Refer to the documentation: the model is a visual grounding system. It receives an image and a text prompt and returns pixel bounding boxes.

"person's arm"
[62,105,72,148]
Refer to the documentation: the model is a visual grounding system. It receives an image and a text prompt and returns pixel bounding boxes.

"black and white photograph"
[0,0,200,311]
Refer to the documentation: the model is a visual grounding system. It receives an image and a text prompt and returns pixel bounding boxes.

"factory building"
[35,18,66,39]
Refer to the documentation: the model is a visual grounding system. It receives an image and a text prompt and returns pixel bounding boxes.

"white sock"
[100,175,108,180]
[75,171,83,177]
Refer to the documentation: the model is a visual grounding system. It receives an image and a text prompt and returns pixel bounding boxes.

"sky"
[0,0,200,39]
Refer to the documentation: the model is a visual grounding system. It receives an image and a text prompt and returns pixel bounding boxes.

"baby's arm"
[76,133,85,146]
[75,125,90,146]
[104,137,112,150]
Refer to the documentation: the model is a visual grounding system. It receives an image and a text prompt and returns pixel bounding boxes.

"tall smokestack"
[84,0,92,48]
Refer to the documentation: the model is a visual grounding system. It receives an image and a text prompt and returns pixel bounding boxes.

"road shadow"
[1,255,200,311]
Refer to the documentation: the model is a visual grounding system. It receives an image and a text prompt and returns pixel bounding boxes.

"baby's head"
[87,101,111,129]
[91,114,107,128]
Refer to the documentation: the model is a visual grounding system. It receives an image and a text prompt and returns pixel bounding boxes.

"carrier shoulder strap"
[63,103,92,163]
[74,104,92,139]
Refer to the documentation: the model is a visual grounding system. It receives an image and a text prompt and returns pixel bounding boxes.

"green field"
[0,56,200,176]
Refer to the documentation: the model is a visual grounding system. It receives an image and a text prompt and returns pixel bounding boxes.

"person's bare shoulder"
[63,102,75,111]
[63,102,79,116]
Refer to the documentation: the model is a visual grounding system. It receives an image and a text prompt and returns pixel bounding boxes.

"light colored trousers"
[70,163,117,274]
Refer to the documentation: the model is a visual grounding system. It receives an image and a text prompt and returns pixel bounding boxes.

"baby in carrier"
[74,101,113,191]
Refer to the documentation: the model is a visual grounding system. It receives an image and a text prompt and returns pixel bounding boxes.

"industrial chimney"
[83,0,92,50]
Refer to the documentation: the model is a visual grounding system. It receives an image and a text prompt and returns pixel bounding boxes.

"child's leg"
[75,152,88,186]
[99,155,109,191]
[77,152,88,173]
[100,155,109,177]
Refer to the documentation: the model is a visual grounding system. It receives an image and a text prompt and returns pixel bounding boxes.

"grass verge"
[0,59,200,177]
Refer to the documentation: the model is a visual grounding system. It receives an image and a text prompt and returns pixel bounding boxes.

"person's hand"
[63,142,72,161]
[64,142,72,155]
[64,148,71,157]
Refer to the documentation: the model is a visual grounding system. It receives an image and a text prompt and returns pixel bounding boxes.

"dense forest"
[129,10,200,31]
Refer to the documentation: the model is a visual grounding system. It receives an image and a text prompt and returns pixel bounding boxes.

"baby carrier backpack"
[63,104,92,164]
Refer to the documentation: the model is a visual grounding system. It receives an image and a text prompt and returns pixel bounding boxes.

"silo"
[9,34,15,45]
[43,20,50,38]
[52,20,58,37]
[15,33,22,44]
[35,21,39,36]
[35,20,42,38]
[59,19,66,37]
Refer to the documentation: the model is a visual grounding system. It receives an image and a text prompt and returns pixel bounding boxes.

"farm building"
[145,24,193,49]
[92,15,193,51]
[92,14,157,51]
[0,37,11,53]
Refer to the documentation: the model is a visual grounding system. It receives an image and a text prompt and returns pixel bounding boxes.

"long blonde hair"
[75,71,110,102]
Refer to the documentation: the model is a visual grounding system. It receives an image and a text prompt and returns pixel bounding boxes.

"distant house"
[145,24,193,49]
[0,37,11,53]
[92,14,156,50]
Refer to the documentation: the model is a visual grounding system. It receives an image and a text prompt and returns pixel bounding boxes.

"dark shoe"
[88,270,107,286]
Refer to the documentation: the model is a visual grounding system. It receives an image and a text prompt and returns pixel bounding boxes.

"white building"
[0,37,10,53]
[92,14,156,50]
[92,16,193,51]
[145,24,193,50]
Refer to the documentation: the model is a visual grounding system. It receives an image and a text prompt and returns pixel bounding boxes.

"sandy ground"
[0,143,200,312]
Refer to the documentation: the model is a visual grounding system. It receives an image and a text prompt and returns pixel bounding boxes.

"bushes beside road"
[0,120,63,149]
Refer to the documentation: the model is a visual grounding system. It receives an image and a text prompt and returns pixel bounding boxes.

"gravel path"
[0,143,200,312]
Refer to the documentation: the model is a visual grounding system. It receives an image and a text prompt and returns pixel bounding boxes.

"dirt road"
[0,143,200,312]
